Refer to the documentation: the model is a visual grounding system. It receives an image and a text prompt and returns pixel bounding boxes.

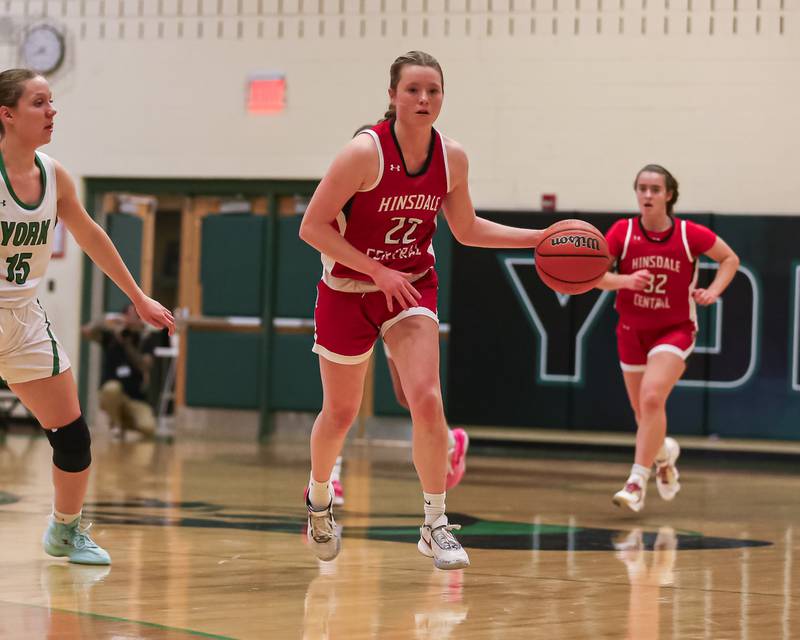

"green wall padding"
[276,216,323,318]
[432,222,453,322]
[269,334,323,411]
[200,214,265,317]
[185,213,454,414]
[104,213,142,312]
[185,330,261,409]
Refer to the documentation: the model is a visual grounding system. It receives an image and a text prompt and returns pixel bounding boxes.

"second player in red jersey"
[597,164,739,514]
[299,51,544,570]
[606,215,717,331]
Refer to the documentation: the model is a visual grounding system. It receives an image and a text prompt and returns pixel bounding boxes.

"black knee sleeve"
[45,415,91,473]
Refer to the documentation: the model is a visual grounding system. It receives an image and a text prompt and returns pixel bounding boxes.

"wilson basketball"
[535,219,611,295]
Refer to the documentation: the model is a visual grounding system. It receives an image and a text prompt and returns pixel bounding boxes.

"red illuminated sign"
[247,74,286,114]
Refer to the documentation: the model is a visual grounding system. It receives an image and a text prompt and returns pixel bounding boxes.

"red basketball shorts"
[312,270,439,365]
[616,319,697,372]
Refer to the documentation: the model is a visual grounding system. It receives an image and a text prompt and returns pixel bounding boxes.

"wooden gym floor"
[0,425,797,639]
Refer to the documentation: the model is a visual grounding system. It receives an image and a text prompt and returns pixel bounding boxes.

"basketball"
[535,219,611,295]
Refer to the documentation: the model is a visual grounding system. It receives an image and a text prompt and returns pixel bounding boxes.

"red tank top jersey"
[321,119,450,292]
[605,216,717,330]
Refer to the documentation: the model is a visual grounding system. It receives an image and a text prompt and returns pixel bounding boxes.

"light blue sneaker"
[42,517,111,565]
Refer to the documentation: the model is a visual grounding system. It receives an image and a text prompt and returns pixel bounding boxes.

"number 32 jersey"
[321,118,450,293]
[0,151,58,308]
[605,216,716,330]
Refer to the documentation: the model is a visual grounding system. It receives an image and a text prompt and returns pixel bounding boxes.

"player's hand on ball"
[692,288,718,306]
[135,296,176,335]
[372,266,422,313]
[627,270,652,291]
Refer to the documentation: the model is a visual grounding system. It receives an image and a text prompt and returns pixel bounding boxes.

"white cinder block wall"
[0,0,796,374]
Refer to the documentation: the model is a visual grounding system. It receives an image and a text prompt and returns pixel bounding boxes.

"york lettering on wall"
[679,262,759,389]
[501,256,759,389]
[500,255,612,384]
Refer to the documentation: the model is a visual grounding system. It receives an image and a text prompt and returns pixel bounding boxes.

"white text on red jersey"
[377,194,442,214]
[630,255,682,273]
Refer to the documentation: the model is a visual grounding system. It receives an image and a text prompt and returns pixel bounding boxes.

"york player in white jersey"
[0,69,174,565]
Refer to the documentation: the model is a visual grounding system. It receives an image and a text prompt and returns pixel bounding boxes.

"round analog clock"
[20,24,66,75]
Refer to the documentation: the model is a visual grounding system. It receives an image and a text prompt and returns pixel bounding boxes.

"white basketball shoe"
[418,515,470,570]
[613,476,647,513]
[654,437,681,501]
[306,497,342,562]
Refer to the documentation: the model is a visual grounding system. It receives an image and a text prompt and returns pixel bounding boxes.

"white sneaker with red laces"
[613,477,647,513]
[654,437,681,501]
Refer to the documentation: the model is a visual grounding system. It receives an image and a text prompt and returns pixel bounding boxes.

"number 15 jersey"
[0,151,58,308]
[321,118,450,293]
[605,216,716,330]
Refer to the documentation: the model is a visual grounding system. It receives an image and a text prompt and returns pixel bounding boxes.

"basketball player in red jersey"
[598,165,739,512]
[312,124,469,509]
[299,51,542,569]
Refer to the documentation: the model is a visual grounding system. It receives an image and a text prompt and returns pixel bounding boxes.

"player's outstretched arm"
[55,162,175,335]
[442,140,542,249]
[692,237,739,306]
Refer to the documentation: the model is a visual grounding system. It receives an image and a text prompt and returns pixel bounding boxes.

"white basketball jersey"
[0,151,58,308]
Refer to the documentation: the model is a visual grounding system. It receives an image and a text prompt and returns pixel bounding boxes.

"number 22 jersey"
[321,118,450,293]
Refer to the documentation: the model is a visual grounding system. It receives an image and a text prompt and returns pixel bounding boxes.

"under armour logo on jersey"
[389,164,401,172]
[633,235,642,241]
[1,200,5,207]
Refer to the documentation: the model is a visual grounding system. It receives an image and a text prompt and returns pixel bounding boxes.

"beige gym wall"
[0,0,795,370]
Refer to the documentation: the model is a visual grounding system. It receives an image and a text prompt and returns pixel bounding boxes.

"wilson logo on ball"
[549,235,601,251]
[535,220,610,295]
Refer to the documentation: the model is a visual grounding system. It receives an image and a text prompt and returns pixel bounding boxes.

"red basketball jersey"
[322,119,450,292]
[605,217,716,330]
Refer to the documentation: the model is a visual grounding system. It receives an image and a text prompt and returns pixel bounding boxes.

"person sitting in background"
[82,304,160,438]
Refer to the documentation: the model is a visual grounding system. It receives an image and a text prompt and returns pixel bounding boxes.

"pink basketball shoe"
[445,429,470,490]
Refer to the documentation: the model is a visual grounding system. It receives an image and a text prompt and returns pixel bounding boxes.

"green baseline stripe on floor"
[1,600,236,640]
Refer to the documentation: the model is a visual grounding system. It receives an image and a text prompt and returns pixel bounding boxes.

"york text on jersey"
[1,220,51,247]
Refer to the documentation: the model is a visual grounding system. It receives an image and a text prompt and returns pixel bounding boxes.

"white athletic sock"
[331,456,343,483]
[629,464,651,484]
[423,492,446,526]
[308,473,332,510]
[446,429,456,450]
[53,510,81,525]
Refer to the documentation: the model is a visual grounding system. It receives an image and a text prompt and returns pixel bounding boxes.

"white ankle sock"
[655,441,669,464]
[423,492,446,525]
[308,473,332,510]
[446,429,456,449]
[629,464,651,484]
[53,510,81,525]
